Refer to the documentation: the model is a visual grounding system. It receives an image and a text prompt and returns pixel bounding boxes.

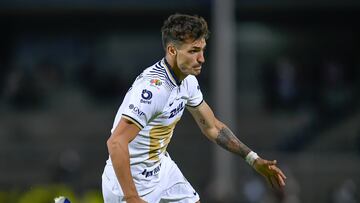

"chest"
[154,87,189,125]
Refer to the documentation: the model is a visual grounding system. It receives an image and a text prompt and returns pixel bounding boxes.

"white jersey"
[106,58,203,175]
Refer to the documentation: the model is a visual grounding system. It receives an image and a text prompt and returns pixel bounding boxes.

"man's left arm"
[187,101,286,190]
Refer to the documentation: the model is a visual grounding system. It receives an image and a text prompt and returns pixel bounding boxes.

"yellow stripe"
[149,118,180,161]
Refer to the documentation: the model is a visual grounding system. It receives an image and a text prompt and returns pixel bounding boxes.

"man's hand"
[253,158,286,190]
[124,195,147,203]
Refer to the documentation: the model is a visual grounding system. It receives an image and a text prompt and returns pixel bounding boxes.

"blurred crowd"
[0,2,359,202]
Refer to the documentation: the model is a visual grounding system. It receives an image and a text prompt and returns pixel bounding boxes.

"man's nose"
[198,52,205,64]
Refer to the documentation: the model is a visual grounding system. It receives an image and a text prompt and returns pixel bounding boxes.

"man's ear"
[167,44,177,56]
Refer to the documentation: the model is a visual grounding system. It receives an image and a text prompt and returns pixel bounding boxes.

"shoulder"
[141,60,177,93]
[184,75,199,84]
[133,76,170,99]
[183,75,200,90]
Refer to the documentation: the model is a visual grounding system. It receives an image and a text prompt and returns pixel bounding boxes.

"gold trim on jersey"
[162,59,179,86]
[122,114,143,130]
[148,118,180,161]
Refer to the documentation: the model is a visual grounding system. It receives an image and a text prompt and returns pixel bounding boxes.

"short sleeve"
[122,79,167,129]
[185,75,203,107]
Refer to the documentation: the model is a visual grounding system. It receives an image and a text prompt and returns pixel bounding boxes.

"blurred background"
[0,0,359,202]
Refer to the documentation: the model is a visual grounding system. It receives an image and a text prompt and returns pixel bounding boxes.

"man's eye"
[189,50,197,53]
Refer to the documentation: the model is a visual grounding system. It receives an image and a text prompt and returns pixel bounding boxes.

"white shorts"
[102,153,200,203]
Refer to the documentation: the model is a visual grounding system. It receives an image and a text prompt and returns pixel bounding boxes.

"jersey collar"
[163,58,181,86]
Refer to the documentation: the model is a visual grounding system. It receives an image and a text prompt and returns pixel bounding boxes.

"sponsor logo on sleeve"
[129,104,145,117]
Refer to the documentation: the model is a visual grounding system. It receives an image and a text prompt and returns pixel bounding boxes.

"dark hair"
[161,13,209,49]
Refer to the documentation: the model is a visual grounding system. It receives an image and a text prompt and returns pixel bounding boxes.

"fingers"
[266,176,275,189]
[258,158,287,190]
[273,166,286,179]
[269,166,287,187]
[267,173,285,191]
[277,173,286,187]
[266,175,281,191]
[264,165,286,189]
[277,168,287,180]
[269,165,287,179]
[264,170,280,189]
[270,175,280,190]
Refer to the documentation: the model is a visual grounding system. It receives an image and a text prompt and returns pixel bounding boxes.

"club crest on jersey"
[150,79,162,86]
[150,79,162,89]
[169,102,184,118]
[141,89,152,104]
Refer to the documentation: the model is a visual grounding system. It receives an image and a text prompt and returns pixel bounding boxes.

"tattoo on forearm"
[199,118,206,125]
[215,127,251,158]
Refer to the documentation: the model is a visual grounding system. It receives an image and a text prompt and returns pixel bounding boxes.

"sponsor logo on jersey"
[141,89,152,100]
[141,89,152,104]
[141,164,161,178]
[169,102,184,118]
[129,104,145,117]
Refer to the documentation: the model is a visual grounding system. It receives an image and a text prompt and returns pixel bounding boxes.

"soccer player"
[102,13,286,203]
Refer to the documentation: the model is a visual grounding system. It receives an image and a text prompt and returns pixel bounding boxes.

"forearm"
[214,125,252,159]
[107,140,138,198]
[187,102,254,160]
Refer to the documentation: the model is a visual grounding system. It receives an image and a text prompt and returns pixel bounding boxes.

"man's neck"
[165,55,186,82]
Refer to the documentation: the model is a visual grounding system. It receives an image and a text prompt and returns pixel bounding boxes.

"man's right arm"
[106,117,146,203]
